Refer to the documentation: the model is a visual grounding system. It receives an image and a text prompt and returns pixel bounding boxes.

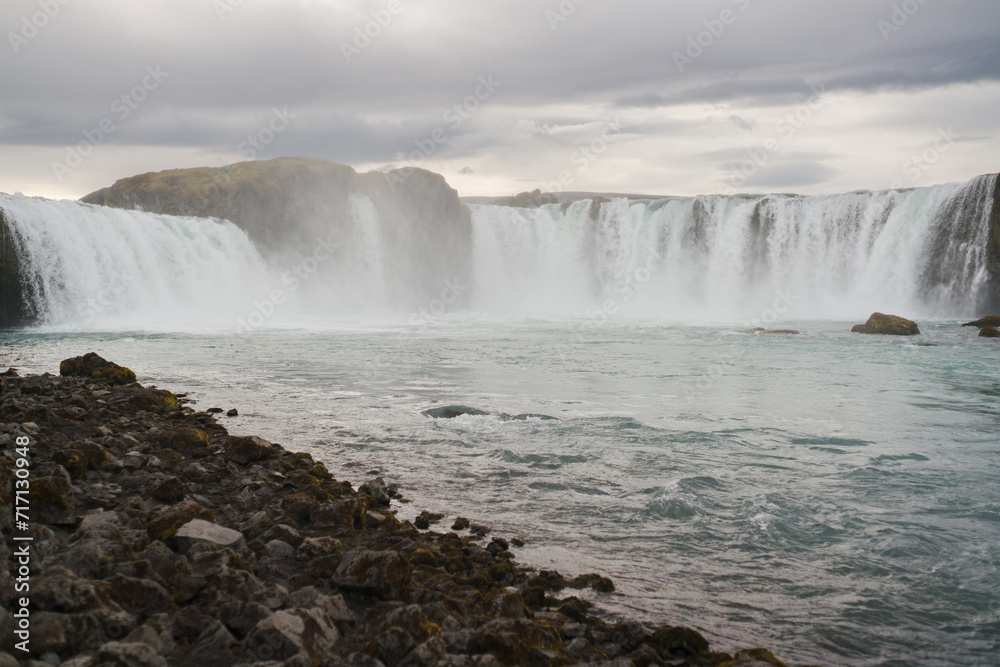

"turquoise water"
[3,318,999,666]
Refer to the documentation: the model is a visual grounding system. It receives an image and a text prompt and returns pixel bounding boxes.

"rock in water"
[979,326,1000,338]
[60,352,137,384]
[961,315,1000,328]
[851,313,920,335]
[421,405,489,419]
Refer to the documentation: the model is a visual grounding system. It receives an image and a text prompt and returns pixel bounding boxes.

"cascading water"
[469,174,998,320]
[0,194,269,330]
[0,174,996,329]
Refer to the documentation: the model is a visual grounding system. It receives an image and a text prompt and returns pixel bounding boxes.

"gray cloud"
[1,0,998,197]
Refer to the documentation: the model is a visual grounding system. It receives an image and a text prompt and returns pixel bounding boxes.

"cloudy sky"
[1,0,998,200]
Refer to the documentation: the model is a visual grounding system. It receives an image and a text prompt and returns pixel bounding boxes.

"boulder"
[155,428,211,458]
[147,500,216,543]
[244,608,339,662]
[225,435,274,465]
[31,473,76,525]
[174,519,244,553]
[333,549,411,600]
[979,326,1000,338]
[468,618,561,664]
[961,315,1000,328]
[60,353,137,385]
[851,313,920,335]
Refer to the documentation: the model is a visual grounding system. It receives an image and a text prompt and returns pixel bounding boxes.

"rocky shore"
[1,354,794,667]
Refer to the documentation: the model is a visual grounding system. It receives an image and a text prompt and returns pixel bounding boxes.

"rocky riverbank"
[1,354,795,667]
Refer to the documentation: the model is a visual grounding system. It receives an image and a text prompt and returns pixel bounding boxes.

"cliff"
[82,158,473,308]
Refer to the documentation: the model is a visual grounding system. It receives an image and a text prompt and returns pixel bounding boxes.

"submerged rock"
[744,328,800,335]
[851,312,920,335]
[979,326,1000,338]
[504,413,559,421]
[961,315,1000,328]
[421,405,490,419]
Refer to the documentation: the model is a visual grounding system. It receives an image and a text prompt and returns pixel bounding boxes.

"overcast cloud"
[1,0,998,199]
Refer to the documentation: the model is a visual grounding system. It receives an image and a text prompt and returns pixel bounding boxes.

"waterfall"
[469,174,998,320]
[0,194,269,330]
[0,174,996,329]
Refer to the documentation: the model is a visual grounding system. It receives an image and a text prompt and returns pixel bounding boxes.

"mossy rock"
[60,353,137,385]
[719,648,788,666]
[53,449,87,480]
[156,428,211,458]
[147,500,216,543]
[75,441,111,470]
[224,435,274,465]
[122,388,180,414]
[649,625,710,656]
[851,312,920,335]
[468,618,563,665]
[979,326,1000,338]
[30,475,76,524]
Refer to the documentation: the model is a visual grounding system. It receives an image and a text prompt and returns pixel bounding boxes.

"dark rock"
[147,500,216,543]
[206,407,224,414]
[451,517,470,531]
[151,477,187,502]
[60,353,137,385]
[468,619,561,664]
[421,406,489,419]
[558,596,591,622]
[97,641,168,666]
[31,472,76,525]
[217,600,271,639]
[310,498,364,531]
[729,647,788,665]
[224,435,273,465]
[414,510,444,529]
[979,326,1000,337]
[106,575,175,620]
[333,549,411,600]
[649,625,710,656]
[961,315,1000,327]
[245,608,339,662]
[52,449,88,480]
[851,312,920,335]
[155,428,211,458]
[359,476,392,506]
[226,408,239,417]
